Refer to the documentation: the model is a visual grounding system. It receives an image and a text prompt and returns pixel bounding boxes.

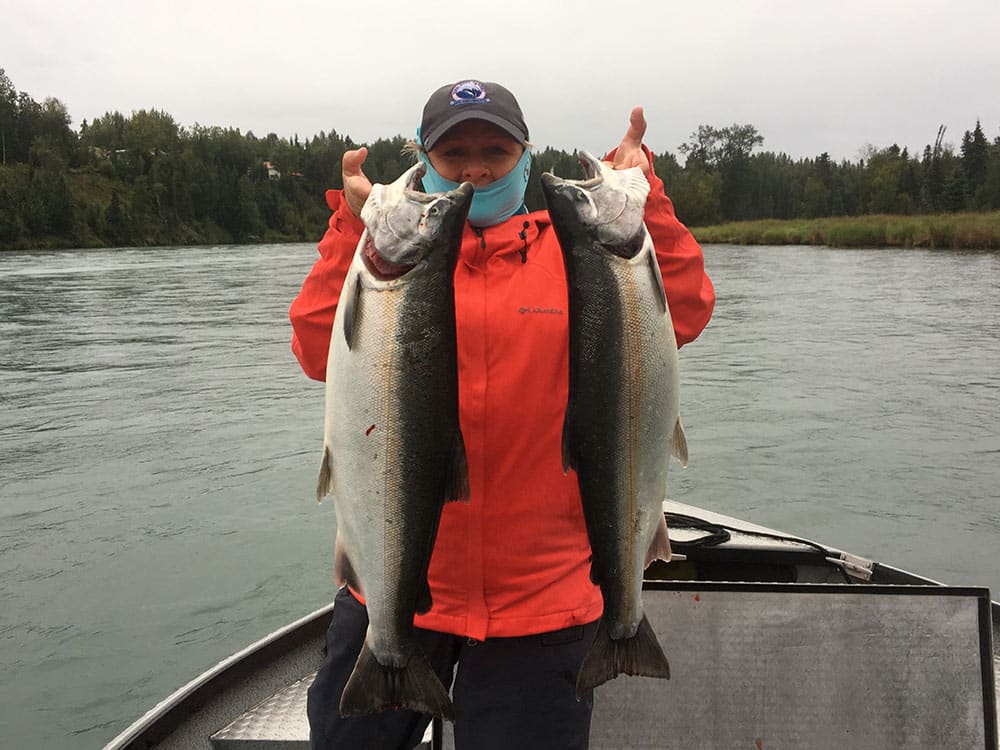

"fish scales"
[541,151,684,698]
[570,241,676,629]
[317,163,473,720]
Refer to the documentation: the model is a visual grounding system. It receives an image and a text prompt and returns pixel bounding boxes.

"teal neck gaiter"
[417,136,531,227]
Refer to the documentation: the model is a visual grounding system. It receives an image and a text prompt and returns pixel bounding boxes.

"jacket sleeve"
[604,146,715,348]
[288,189,365,381]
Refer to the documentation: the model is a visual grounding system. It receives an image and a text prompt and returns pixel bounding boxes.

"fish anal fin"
[575,615,670,700]
[316,446,333,503]
[340,642,454,721]
[333,534,363,595]
[644,513,673,568]
[672,417,688,468]
[445,429,470,503]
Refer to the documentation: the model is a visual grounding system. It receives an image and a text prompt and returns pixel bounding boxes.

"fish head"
[361,163,474,276]
[541,151,651,256]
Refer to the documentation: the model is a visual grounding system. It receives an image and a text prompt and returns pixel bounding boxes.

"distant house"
[263,161,281,180]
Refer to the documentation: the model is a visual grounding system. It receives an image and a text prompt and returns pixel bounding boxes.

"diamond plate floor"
[211,674,312,748]
[210,672,434,748]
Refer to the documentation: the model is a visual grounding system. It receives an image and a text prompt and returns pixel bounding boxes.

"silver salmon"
[317,162,473,720]
[541,152,687,698]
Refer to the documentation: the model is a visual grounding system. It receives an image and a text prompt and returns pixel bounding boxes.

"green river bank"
[691,212,1000,249]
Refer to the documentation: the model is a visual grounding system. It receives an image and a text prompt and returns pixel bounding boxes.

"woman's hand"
[608,106,650,175]
[342,147,373,218]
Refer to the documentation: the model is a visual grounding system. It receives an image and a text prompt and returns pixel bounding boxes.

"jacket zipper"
[472,226,487,251]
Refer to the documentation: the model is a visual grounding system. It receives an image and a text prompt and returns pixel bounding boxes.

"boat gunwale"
[102,603,335,750]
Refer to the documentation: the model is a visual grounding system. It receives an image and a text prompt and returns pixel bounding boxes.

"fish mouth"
[364,166,473,280]
[576,151,605,187]
[541,152,604,192]
[405,162,428,194]
[362,233,415,280]
[542,151,629,226]
[402,163,474,205]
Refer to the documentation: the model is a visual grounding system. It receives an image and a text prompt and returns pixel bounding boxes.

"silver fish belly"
[317,163,473,720]
[541,152,687,698]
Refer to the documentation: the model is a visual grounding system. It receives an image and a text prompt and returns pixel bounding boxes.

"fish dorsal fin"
[342,256,363,350]
[672,417,688,468]
[445,429,470,502]
[645,513,673,568]
[646,239,668,315]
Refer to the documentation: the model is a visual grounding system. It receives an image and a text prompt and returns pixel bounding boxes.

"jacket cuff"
[325,189,366,235]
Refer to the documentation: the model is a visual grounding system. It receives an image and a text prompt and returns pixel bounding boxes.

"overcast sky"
[4,0,999,164]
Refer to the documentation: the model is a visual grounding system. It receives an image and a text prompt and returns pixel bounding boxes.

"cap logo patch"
[450,80,489,106]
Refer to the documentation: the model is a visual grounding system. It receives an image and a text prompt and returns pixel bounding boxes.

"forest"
[2,68,999,250]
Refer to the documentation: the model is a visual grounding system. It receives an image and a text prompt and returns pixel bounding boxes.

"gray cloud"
[4,0,998,163]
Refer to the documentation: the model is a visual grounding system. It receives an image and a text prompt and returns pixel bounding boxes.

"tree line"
[1,68,998,250]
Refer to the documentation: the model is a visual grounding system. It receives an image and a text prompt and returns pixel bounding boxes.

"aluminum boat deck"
[104,501,1000,749]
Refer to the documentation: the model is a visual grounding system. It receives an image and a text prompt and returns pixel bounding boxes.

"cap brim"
[423,110,527,151]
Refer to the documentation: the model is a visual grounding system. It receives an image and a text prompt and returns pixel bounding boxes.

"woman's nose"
[460,160,490,183]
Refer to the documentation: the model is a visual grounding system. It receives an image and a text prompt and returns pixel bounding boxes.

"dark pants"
[307,587,598,750]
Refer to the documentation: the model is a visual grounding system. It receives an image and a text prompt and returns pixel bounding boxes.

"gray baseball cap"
[420,79,529,151]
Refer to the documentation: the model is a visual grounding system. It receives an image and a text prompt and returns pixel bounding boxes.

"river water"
[1,242,998,748]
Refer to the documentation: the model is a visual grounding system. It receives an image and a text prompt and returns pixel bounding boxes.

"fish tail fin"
[672,417,688,468]
[575,615,670,699]
[340,642,454,721]
[316,446,333,503]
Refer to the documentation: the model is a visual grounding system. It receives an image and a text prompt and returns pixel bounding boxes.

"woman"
[290,79,715,750]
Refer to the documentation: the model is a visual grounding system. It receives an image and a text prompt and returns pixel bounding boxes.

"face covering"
[417,132,532,227]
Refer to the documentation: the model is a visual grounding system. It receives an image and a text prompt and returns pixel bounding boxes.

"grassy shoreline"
[690,212,1000,249]
[6,211,1000,253]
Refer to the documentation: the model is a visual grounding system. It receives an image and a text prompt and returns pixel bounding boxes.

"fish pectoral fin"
[340,642,454,720]
[333,535,363,595]
[646,242,668,315]
[341,267,362,351]
[316,446,334,503]
[645,513,673,568]
[671,417,688,468]
[587,551,602,587]
[560,402,577,474]
[415,578,433,615]
[445,429,470,502]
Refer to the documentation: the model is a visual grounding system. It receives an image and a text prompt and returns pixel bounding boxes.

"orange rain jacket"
[289,150,715,640]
